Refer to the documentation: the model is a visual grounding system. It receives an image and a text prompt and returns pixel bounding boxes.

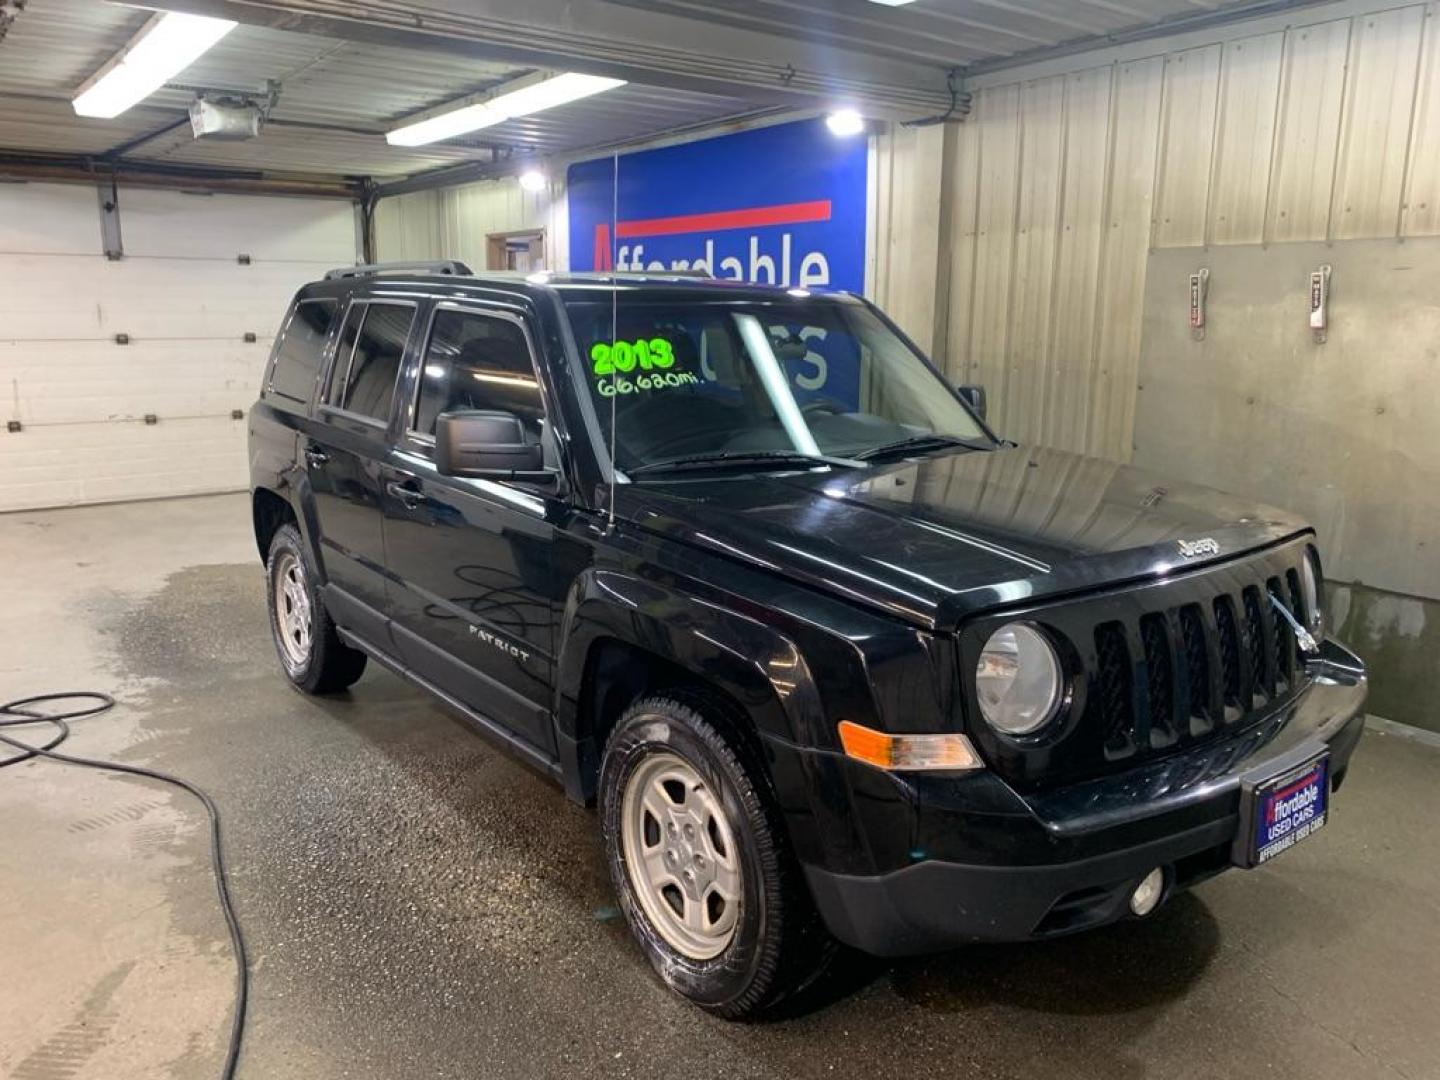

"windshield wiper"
[625,450,859,478]
[853,433,986,462]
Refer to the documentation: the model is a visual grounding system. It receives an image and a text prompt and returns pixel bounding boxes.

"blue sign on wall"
[566,118,868,291]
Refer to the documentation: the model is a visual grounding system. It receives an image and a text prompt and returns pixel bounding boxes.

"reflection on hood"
[619,443,1308,628]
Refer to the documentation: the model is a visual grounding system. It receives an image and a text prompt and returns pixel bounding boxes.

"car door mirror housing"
[957,384,987,422]
[435,410,549,480]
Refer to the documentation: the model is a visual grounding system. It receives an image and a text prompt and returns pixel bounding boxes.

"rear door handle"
[386,480,425,509]
[304,443,329,467]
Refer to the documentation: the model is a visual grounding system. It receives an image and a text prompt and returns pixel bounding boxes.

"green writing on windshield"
[590,338,676,376]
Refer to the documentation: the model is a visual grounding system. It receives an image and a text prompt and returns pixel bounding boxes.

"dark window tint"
[268,300,336,403]
[326,303,364,406]
[333,303,414,422]
[414,309,543,441]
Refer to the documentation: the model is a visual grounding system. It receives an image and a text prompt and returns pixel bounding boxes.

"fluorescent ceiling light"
[387,72,626,147]
[867,0,918,6]
[73,12,236,119]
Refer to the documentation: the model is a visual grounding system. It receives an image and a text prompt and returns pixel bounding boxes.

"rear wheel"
[599,693,835,1018]
[265,523,367,694]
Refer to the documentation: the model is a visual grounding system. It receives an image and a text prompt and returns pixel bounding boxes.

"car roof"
[298,270,856,307]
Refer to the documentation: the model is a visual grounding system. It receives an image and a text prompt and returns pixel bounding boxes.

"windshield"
[560,291,989,476]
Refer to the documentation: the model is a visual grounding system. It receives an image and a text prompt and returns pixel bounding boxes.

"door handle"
[304,443,329,467]
[386,480,425,509]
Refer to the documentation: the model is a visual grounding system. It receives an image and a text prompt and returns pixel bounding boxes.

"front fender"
[552,564,931,875]
[554,567,827,749]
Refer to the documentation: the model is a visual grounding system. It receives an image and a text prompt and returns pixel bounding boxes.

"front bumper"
[783,640,1367,957]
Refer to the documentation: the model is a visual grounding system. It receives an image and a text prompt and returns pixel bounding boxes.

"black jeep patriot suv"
[249,261,1367,1017]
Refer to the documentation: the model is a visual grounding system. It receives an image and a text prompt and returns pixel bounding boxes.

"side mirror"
[957,384,987,422]
[435,410,548,480]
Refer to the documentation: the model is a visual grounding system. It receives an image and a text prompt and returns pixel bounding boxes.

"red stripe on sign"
[615,200,832,239]
[592,223,612,271]
[1271,769,1321,804]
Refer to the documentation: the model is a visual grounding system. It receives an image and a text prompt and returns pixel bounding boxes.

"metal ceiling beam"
[100,116,192,160]
[963,0,1332,82]
[600,0,1053,65]
[139,0,955,117]
[0,151,361,199]
[371,156,520,200]
[371,105,801,200]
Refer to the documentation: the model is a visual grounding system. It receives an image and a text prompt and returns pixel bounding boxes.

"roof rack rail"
[324,260,472,280]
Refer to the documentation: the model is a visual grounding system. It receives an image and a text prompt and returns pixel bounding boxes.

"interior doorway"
[487,230,546,272]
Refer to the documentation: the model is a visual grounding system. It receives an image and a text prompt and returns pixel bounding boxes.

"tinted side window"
[414,309,543,440]
[325,302,364,407]
[268,299,336,403]
[334,303,414,423]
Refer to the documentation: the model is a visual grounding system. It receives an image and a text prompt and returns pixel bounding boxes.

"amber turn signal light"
[837,720,984,772]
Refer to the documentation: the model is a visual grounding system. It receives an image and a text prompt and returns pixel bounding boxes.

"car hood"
[617,443,1310,629]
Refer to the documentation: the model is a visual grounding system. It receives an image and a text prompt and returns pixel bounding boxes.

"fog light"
[1129,868,1164,916]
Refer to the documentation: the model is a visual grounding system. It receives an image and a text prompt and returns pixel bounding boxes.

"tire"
[599,692,836,1018]
[265,522,367,695]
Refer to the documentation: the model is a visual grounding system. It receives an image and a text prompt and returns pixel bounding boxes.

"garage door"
[0,182,356,512]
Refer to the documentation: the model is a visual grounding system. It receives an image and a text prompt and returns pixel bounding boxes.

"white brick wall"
[0,183,357,511]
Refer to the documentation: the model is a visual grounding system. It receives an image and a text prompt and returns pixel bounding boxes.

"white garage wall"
[0,183,357,512]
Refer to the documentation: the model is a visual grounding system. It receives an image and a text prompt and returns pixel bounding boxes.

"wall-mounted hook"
[1189,268,1209,341]
[1310,264,1331,344]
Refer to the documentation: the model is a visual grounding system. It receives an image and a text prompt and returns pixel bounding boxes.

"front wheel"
[599,693,835,1017]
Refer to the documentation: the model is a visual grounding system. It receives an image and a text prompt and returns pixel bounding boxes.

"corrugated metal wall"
[866,123,950,353]
[943,0,1440,462]
[373,189,444,262]
[374,178,567,271]
[371,0,1440,469]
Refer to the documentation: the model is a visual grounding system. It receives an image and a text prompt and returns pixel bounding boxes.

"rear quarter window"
[326,302,415,423]
[267,299,338,404]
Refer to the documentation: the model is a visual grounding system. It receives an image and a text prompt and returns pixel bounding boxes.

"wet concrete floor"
[1,493,1437,1079]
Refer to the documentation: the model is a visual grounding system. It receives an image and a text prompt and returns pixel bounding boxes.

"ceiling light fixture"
[387,72,626,147]
[73,12,236,119]
[867,0,919,6]
[518,169,547,193]
[825,109,866,137]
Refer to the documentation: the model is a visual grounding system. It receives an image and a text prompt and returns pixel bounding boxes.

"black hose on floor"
[0,693,248,1079]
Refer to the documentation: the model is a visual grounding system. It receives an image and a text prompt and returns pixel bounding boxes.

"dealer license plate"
[1241,754,1329,866]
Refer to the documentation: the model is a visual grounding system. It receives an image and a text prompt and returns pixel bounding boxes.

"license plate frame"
[1233,750,1330,868]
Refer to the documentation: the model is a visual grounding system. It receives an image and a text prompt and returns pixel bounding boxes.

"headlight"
[975,623,1063,736]
[1300,548,1324,635]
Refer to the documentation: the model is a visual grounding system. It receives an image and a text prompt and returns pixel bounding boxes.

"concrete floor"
[1,493,1438,1080]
